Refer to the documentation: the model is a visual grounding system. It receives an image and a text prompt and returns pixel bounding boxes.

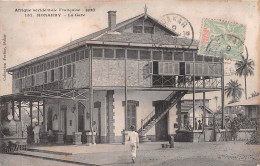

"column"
[221,59,225,129]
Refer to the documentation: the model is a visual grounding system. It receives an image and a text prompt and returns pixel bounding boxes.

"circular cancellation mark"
[151,13,195,53]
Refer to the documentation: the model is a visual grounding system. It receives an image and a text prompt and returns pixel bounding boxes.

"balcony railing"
[152,75,221,89]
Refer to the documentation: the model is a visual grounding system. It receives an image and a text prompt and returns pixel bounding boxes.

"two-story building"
[1,10,223,144]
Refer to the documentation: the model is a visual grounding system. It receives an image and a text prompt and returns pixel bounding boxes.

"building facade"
[2,11,223,144]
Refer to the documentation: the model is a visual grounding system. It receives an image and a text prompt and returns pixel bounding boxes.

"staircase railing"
[138,90,187,135]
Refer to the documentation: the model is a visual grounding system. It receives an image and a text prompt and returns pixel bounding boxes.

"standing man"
[33,123,40,144]
[128,125,139,163]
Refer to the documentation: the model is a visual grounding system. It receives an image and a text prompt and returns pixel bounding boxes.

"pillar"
[221,58,225,129]
[18,100,21,121]
[30,101,33,125]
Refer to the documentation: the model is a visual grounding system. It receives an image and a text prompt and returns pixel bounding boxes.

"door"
[47,108,53,131]
[154,101,168,141]
[94,101,101,143]
[126,103,137,130]
[60,105,67,141]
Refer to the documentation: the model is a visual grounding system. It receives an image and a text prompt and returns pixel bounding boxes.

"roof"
[6,12,193,72]
[181,101,213,114]
[226,96,260,107]
[95,33,198,46]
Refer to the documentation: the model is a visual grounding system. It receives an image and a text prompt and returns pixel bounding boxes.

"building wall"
[92,59,151,87]
[113,89,179,139]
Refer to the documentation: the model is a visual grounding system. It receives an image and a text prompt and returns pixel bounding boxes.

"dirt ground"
[0,141,258,166]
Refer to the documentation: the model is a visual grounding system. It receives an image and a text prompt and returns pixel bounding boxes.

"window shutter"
[148,61,153,74]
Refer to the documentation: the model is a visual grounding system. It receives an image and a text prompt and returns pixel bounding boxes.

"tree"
[225,79,243,103]
[235,47,255,99]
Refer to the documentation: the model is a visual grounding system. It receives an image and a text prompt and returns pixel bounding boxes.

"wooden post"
[89,46,95,144]
[193,58,195,130]
[30,101,33,125]
[18,101,21,121]
[125,56,128,130]
[11,100,15,119]
[221,59,225,129]
[37,101,40,125]
[43,99,46,132]
[203,77,206,130]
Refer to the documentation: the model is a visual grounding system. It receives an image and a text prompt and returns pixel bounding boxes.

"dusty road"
[0,141,258,166]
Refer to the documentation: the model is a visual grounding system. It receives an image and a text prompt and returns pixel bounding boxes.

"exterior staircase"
[137,91,187,140]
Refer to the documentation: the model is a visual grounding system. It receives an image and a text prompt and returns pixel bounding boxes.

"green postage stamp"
[198,18,246,60]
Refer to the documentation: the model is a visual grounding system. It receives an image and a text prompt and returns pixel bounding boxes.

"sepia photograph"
[0,0,259,165]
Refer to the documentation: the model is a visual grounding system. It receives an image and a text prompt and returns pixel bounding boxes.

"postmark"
[198,18,246,60]
[151,13,195,52]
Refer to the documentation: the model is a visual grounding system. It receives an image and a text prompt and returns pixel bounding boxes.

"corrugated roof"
[226,96,260,107]
[6,12,189,72]
[95,33,198,46]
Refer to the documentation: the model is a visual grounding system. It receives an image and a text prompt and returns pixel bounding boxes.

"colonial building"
[1,10,223,144]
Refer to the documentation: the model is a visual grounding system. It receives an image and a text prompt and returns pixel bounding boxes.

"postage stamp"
[198,18,246,60]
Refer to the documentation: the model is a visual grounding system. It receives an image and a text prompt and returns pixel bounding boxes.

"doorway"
[60,105,67,141]
[154,100,169,141]
[94,102,101,143]
[125,100,139,131]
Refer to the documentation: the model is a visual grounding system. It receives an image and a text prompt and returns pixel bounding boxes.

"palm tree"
[235,47,255,99]
[225,79,243,103]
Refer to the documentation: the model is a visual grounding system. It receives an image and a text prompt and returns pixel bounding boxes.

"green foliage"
[225,79,243,102]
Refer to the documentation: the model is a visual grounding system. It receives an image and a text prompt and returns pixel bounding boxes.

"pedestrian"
[128,125,139,163]
[33,123,40,144]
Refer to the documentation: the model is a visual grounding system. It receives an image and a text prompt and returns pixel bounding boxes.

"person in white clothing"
[128,125,139,163]
[33,123,40,144]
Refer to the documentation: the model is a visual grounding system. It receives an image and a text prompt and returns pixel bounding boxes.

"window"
[205,56,213,62]
[44,72,47,83]
[115,49,125,59]
[63,56,67,65]
[127,50,138,59]
[158,62,176,75]
[163,52,172,60]
[67,55,71,63]
[76,52,80,61]
[37,65,40,73]
[184,52,193,61]
[59,67,63,80]
[31,75,35,86]
[64,66,67,79]
[47,62,50,70]
[59,57,62,66]
[40,64,44,72]
[71,53,76,62]
[152,51,162,60]
[67,64,71,78]
[80,50,85,60]
[174,52,183,61]
[195,54,203,61]
[140,50,151,60]
[144,26,154,34]
[186,63,191,75]
[85,49,89,59]
[24,69,27,77]
[93,48,103,58]
[51,61,55,69]
[133,26,142,33]
[72,64,75,77]
[51,70,54,82]
[33,66,36,74]
[153,61,159,74]
[104,49,114,58]
[55,59,59,67]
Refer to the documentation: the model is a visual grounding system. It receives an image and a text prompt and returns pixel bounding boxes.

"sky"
[0,0,259,111]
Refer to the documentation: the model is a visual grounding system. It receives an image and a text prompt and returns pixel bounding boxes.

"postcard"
[0,1,259,166]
